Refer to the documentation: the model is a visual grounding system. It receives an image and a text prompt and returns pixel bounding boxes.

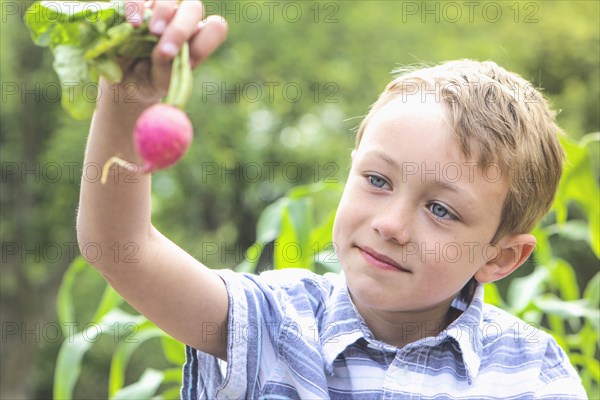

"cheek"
[332,188,365,252]
[423,242,489,283]
[415,239,470,268]
[418,258,471,290]
[332,201,352,245]
[438,242,465,266]
[431,228,495,265]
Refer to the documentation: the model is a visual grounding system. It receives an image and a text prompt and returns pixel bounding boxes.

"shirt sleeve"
[181,269,281,399]
[534,336,588,399]
[180,268,331,400]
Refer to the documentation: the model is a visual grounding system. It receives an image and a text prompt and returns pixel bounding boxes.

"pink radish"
[101,42,194,184]
[134,103,192,173]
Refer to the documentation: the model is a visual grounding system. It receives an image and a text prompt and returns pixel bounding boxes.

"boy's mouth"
[358,246,412,273]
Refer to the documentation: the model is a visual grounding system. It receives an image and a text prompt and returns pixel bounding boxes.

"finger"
[154,0,205,60]
[124,0,145,26]
[148,0,178,36]
[189,15,228,69]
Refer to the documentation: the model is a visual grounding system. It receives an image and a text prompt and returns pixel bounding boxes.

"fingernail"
[161,42,178,57]
[151,19,165,35]
[130,11,143,25]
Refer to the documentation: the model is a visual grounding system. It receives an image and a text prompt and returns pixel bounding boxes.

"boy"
[76,1,587,398]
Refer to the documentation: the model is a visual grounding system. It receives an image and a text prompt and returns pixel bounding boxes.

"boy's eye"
[367,175,388,189]
[428,202,457,221]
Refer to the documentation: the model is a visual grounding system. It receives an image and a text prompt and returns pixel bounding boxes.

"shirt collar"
[320,275,485,383]
[443,283,485,383]
[321,274,367,375]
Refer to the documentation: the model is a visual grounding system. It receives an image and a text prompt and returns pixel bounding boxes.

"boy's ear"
[351,149,356,161]
[474,234,536,284]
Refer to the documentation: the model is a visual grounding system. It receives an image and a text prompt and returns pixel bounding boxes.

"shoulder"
[480,303,559,360]
[259,269,337,316]
[218,268,338,318]
[480,304,586,398]
[481,303,547,349]
[251,268,337,291]
[238,268,337,301]
[218,267,335,291]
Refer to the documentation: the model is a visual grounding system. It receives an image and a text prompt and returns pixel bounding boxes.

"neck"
[354,297,461,348]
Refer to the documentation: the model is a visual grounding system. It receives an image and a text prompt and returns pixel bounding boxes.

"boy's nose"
[370,203,413,244]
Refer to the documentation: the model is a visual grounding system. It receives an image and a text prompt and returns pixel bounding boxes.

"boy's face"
[333,94,508,317]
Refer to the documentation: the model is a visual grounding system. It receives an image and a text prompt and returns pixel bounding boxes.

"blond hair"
[355,60,564,243]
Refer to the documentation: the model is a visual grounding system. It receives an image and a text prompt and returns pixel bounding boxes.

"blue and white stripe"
[182,268,586,399]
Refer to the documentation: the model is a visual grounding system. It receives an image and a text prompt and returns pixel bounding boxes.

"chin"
[346,272,393,306]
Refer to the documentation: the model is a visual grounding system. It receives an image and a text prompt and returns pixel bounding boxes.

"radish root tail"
[100,156,140,184]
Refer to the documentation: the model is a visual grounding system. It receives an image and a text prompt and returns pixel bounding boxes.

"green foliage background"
[1,1,599,398]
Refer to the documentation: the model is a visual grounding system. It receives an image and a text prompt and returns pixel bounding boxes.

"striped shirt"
[181,268,586,399]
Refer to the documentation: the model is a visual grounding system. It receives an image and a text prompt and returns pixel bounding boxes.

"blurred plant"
[54,134,598,398]
[236,181,343,274]
[54,257,184,399]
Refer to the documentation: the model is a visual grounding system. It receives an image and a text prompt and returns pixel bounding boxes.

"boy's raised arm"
[76,0,229,359]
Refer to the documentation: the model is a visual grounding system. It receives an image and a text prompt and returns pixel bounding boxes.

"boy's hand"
[117,0,227,103]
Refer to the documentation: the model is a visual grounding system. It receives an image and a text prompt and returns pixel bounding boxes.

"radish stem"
[164,42,192,109]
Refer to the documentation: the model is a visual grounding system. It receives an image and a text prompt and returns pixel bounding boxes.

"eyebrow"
[370,150,399,169]
[429,179,479,210]
[435,180,474,200]
[363,149,402,171]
